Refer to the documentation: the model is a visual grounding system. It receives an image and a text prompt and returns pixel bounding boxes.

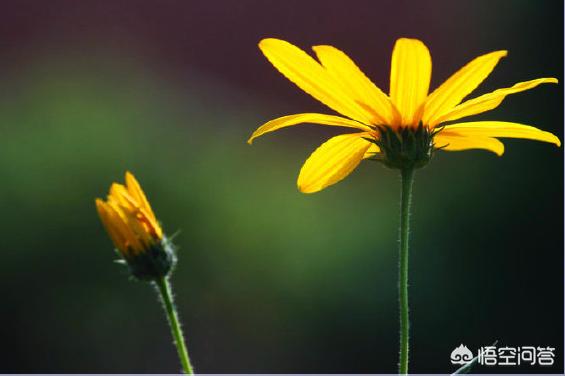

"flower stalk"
[155,276,194,374]
[96,172,196,373]
[398,167,415,374]
[247,37,560,373]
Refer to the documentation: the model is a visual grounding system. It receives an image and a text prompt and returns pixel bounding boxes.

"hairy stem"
[155,276,194,374]
[398,167,415,374]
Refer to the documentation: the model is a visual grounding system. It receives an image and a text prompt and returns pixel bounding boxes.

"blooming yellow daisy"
[248,38,560,193]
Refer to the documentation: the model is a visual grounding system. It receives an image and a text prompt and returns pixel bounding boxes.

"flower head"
[96,172,176,280]
[248,38,560,193]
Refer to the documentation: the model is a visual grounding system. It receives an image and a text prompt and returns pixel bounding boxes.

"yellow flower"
[248,38,561,193]
[96,171,163,256]
[96,172,175,280]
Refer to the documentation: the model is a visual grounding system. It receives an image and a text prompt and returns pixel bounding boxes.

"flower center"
[369,123,437,170]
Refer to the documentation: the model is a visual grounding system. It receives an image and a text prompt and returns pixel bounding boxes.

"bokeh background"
[0,0,562,373]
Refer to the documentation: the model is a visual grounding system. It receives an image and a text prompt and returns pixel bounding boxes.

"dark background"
[0,0,562,373]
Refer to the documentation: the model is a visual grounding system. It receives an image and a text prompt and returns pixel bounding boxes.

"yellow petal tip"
[258,38,284,50]
[297,184,317,194]
[397,37,424,43]
[542,131,561,147]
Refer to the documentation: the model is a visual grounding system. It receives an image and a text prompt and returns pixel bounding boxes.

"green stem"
[155,276,194,374]
[398,167,415,374]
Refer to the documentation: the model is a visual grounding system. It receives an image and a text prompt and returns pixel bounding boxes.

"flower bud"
[96,172,176,280]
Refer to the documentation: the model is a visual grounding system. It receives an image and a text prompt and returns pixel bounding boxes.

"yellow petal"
[432,78,558,125]
[101,200,141,255]
[106,200,145,254]
[434,133,505,156]
[363,143,381,159]
[96,199,127,253]
[423,50,507,126]
[312,45,400,125]
[123,209,154,251]
[297,132,371,193]
[389,38,432,126]
[247,113,371,144]
[442,121,561,146]
[109,183,132,209]
[118,192,163,240]
[259,38,376,124]
[125,171,157,221]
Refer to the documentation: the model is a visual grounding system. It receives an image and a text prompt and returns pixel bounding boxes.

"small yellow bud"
[96,171,175,280]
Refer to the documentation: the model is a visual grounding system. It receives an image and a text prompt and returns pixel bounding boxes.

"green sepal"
[120,236,177,281]
[373,122,436,170]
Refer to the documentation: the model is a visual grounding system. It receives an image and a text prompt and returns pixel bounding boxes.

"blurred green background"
[0,0,562,373]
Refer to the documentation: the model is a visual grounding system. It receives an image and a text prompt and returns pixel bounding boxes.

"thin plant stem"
[398,167,415,374]
[155,276,194,374]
